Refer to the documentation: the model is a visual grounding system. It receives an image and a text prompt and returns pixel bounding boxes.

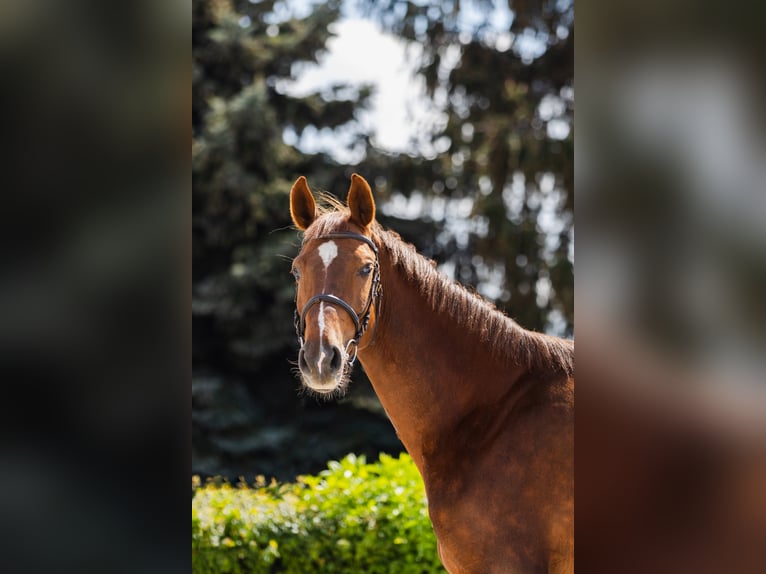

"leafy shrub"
[192,453,446,573]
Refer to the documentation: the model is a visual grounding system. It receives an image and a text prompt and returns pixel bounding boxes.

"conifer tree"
[193,0,368,371]
[357,0,574,334]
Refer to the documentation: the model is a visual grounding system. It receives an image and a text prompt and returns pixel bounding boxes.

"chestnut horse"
[289,174,574,574]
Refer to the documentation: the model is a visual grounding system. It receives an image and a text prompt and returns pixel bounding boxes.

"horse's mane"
[301,197,574,379]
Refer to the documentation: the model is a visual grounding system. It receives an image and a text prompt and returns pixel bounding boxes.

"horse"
[288,173,574,574]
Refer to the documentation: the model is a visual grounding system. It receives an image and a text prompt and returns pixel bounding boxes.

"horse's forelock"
[301,196,383,246]
[301,203,349,242]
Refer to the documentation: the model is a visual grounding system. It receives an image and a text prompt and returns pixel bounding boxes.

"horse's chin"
[301,376,348,399]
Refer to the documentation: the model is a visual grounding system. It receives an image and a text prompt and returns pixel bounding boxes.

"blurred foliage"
[192,453,445,573]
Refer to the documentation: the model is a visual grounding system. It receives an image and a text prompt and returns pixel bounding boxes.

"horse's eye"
[291,268,301,281]
[359,263,373,277]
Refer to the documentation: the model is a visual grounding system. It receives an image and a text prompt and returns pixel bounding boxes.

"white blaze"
[318,302,326,338]
[317,240,338,269]
[317,302,326,374]
[315,241,337,376]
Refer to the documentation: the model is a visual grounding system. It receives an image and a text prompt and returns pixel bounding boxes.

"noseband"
[294,232,382,367]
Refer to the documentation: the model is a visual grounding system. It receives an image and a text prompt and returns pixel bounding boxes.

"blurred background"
[576,1,766,571]
[192,0,574,483]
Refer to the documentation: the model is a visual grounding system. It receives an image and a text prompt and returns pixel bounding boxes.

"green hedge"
[192,453,446,573]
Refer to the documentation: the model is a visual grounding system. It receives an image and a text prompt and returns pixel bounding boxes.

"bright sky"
[281,18,447,163]
[279,12,562,162]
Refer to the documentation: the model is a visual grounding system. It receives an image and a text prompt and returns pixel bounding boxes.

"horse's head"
[289,174,381,396]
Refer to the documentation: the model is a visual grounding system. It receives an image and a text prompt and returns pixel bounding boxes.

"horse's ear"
[347,173,375,229]
[290,176,316,230]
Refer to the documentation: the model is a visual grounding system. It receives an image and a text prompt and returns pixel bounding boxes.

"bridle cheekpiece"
[294,232,382,368]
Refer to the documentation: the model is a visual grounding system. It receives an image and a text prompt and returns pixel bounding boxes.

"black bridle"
[294,232,382,367]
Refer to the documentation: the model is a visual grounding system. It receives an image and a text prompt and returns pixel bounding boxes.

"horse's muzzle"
[298,340,344,391]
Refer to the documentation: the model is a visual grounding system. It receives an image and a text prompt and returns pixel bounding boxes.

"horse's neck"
[358,251,528,471]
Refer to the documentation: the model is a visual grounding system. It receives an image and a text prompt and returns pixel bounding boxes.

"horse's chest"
[426,487,534,573]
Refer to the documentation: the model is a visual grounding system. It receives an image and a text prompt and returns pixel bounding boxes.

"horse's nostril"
[299,349,309,372]
[330,346,342,372]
